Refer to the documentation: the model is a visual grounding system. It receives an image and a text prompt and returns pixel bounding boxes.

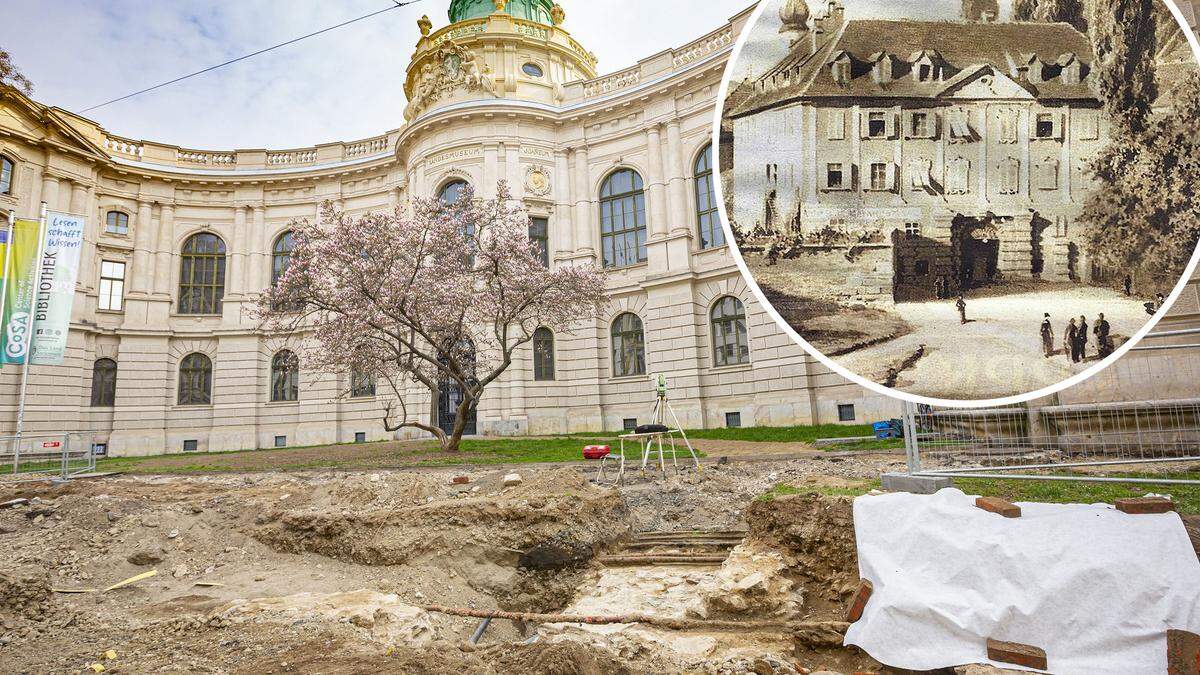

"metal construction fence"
[0,432,96,482]
[901,397,1200,485]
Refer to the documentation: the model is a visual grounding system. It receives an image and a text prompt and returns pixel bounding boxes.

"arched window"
[105,211,129,235]
[533,327,555,381]
[694,144,723,249]
[271,350,299,402]
[0,155,13,195]
[271,231,300,310]
[599,169,647,269]
[611,313,646,378]
[90,358,117,407]
[711,296,750,367]
[178,353,213,405]
[179,233,227,315]
[438,179,469,205]
[350,367,376,398]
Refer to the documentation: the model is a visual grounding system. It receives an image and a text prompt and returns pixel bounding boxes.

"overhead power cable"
[80,0,424,113]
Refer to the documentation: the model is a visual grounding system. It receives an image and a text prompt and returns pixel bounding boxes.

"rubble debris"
[503,473,523,488]
[986,638,1048,671]
[844,580,873,622]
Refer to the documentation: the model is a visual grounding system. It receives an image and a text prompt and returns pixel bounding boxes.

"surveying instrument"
[596,374,701,484]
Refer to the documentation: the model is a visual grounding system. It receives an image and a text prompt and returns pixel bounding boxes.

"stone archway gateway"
[951,215,1001,290]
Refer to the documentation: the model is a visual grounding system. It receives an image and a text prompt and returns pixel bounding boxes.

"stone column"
[572,146,594,255]
[153,205,174,296]
[69,182,95,290]
[230,205,248,296]
[130,200,155,294]
[645,125,668,238]
[665,120,690,235]
[249,206,267,294]
[39,175,60,213]
[554,150,574,257]
[483,144,500,199]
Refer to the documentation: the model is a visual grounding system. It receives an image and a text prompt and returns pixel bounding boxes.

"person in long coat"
[1094,312,1112,358]
[1064,318,1079,363]
[1040,313,1054,358]
[1076,315,1089,362]
[956,294,967,325]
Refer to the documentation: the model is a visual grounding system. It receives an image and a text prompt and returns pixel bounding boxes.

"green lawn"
[757,472,1200,514]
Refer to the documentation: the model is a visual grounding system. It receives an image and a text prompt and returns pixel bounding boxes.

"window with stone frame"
[998,109,1019,144]
[869,162,891,191]
[710,296,750,367]
[528,216,550,267]
[599,169,648,269]
[825,162,847,190]
[350,367,376,398]
[1035,112,1058,139]
[0,155,13,195]
[999,157,1021,195]
[90,358,117,407]
[904,222,922,239]
[948,109,974,142]
[533,327,555,381]
[610,312,646,378]
[909,111,934,138]
[105,211,129,235]
[694,144,723,250]
[866,111,887,138]
[1078,111,1100,140]
[827,109,847,140]
[270,350,299,403]
[178,353,213,405]
[178,233,227,315]
[98,261,125,311]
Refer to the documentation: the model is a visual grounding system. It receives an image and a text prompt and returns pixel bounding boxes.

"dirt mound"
[745,493,858,605]
[0,570,52,621]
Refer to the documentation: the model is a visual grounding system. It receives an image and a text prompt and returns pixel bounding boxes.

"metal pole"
[15,203,48,455]
[903,400,920,474]
[1,209,14,473]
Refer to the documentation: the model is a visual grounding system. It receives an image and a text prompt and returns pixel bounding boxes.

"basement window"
[182,439,198,453]
[274,435,287,448]
[838,404,856,422]
[623,418,638,432]
[355,432,366,443]
[725,412,742,428]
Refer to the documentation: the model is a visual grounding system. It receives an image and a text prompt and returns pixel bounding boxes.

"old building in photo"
[0,1,901,457]
[728,0,1110,303]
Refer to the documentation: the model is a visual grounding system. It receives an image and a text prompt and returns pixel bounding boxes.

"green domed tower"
[448,0,557,25]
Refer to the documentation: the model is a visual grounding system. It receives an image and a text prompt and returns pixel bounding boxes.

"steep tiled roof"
[729,19,1098,118]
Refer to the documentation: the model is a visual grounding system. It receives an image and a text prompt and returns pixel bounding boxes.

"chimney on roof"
[961,0,1000,21]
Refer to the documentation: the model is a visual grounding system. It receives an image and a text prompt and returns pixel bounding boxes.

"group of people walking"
[1040,313,1112,363]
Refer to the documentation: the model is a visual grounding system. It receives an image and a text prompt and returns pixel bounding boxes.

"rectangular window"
[905,222,921,239]
[725,412,742,428]
[1078,111,1099,140]
[622,418,638,432]
[910,112,931,138]
[92,443,108,457]
[182,439,198,452]
[826,163,845,190]
[1036,113,1055,139]
[915,259,930,275]
[355,432,366,443]
[949,110,973,141]
[867,111,887,138]
[870,163,889,191]
[274,435,287,448]
[528,217,550,267]
[98,261,125,311]
[105,211,129,235]
[837,404,856,422]
[0,157,12,195]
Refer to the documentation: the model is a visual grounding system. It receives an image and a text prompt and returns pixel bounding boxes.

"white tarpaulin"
[845,488,1200,674]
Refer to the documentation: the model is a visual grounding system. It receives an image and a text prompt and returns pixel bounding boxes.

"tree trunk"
[438,392,477,453]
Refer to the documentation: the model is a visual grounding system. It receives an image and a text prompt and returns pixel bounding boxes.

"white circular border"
[711,0,1200,409]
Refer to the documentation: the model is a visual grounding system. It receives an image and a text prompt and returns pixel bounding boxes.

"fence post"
[60,433,70,481]
[903,400,921,474]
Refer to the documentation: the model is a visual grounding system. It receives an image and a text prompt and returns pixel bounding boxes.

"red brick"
[450,476,469,485]
[1167,629,1200,675]
[976,496,1021,518]
[1116,497,1176,515]
[844,579,873,623]
[987,638,1048,671]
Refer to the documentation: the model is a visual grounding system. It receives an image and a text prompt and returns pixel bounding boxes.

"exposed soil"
[0,452,939,674]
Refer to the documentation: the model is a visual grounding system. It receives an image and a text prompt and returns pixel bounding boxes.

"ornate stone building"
[728,0,1110,302]
[0,0,899,457]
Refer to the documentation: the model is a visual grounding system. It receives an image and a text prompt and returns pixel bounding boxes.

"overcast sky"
[3,0,746,150]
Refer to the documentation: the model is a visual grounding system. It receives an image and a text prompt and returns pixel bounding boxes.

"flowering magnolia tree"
[254,182,608,452]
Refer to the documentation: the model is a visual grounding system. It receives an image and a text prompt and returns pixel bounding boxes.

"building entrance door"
[436,338,477,436]
[952,215,1000,290]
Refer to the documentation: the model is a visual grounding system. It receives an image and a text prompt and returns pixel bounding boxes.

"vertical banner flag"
[30,212,85,365]
[1,218,42,365]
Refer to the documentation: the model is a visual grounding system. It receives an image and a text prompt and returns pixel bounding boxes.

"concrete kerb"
[881,472,955,495]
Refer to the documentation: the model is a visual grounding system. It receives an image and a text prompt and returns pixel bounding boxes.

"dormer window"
[832,60,851,85]
[919,64,932,81]
[1058,54,1082,84]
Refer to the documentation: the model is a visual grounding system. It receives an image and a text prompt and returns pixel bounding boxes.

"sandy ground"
[0,455,907,675]
[834,286,1149,399]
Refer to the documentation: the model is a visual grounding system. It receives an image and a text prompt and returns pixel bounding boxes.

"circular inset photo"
[717,0,1200,403]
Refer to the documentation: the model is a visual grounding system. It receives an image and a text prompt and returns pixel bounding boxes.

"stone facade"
[728,1,1109,303]
[0,3,899,457]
